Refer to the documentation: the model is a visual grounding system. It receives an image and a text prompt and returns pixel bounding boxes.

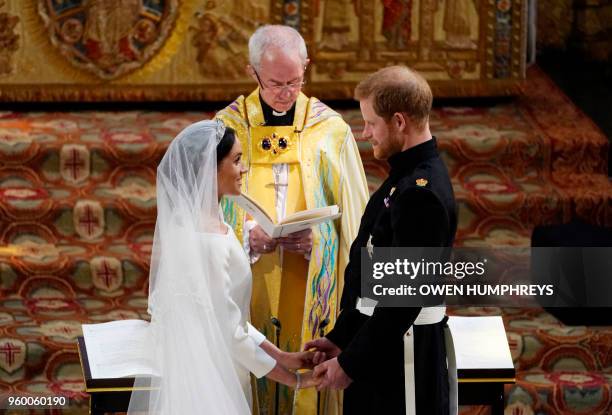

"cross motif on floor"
[79,206,99,236]
[64,148,85,180]
[0,342,21,366]
[97,261,117,288]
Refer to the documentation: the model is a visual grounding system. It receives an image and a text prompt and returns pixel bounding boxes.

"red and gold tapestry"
[0,0,527,101]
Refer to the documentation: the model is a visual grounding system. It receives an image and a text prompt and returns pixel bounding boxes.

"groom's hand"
[313,357,352,391]
[304,337,341,365]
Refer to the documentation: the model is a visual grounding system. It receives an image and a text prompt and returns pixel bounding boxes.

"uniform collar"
[388,137,438,176]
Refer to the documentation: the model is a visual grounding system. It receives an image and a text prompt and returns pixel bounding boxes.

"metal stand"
[271,317,282,415]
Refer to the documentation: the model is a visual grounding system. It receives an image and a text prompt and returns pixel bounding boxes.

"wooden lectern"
[449,316,515,414]
[77,337,151,415]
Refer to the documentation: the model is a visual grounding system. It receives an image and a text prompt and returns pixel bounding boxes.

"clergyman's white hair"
[248,25,308,70]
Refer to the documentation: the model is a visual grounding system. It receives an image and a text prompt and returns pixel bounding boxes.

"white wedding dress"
[205,224,276,409]
[127,120,276,414]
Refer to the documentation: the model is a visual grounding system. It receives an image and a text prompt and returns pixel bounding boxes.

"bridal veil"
[127,120,250,414]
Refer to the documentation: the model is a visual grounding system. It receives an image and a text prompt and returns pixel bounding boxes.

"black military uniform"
[326,137,457,414]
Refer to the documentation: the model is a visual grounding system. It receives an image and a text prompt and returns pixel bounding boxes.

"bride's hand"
[280,350,316,370]
[297,371,321,389]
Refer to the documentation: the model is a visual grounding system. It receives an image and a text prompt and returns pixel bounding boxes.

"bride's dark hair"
[216,126,237,163]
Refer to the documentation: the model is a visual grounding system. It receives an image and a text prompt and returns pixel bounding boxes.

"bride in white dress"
[128,120,318,414]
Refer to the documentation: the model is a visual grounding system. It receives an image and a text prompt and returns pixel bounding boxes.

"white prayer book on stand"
[448,315,514,378]
[81,319,157,380]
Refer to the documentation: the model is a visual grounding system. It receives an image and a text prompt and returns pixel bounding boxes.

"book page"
[275,212,342,237]
[447,316,513,370]
[82,320,157,379]
[228,194,274,231]
[279,205,339,225]
[230,194,341,237]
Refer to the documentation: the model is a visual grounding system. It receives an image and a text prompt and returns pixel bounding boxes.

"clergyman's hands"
[279,350,316,371]
[249,225,277,254]
[278,228,312,254]
[303,337,341,366]
[313,357,352,391]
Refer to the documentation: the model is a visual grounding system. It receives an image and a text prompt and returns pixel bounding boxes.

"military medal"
[384,187,396,208]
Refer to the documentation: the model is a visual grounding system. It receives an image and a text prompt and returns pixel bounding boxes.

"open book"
[81,319,156,380]
[229,193,341,238]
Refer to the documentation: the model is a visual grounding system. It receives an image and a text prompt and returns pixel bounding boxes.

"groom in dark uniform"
[306,66,457,414]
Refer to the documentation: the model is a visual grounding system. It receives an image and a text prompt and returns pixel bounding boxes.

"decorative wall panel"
[0,0,527,101]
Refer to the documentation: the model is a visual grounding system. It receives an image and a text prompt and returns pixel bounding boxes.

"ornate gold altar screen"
[0,0,527,101]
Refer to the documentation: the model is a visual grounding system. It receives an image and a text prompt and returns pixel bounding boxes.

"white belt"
[356,298,458,415]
